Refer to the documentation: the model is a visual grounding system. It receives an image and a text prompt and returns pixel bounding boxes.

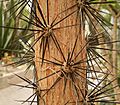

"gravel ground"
[0,82,37,105]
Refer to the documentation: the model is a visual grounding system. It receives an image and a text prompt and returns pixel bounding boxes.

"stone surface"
[0,82,37,105]
[0,65,33,89]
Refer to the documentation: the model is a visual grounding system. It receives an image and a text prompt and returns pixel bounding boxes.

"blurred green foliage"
[0,0,32,59]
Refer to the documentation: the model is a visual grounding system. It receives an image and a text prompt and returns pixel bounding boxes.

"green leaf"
[0,2,3,48]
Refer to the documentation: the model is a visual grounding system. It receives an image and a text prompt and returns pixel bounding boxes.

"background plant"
[0,0,33,61]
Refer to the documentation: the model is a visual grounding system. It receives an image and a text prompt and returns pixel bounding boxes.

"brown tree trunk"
[111,16,120,104]
[35,0,86,105]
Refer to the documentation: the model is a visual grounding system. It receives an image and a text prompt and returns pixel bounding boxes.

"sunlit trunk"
[35,0,86,104]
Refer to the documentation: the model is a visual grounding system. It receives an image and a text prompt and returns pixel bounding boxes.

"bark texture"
[35,0,86,105]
